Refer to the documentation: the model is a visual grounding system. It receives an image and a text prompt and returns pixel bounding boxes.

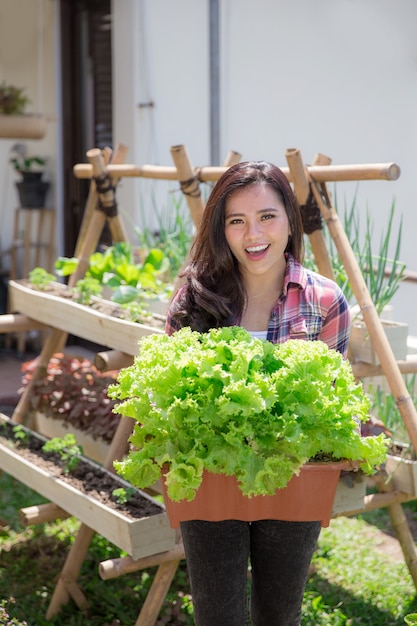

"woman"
[166,161,350,626]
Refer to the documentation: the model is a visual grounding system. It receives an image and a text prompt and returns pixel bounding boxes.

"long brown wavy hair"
[170,161,304,332]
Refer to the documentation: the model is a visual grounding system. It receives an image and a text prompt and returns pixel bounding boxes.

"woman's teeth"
[246,244,269,253]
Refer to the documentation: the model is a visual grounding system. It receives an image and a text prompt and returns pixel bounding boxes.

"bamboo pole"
[87,147,130,243]
[170,148,242,295]
[73,145,113,259]
[12,327,64,424]
[99,544,185,580]
[0,314,45,333]
[306,155,417,588]
[170,145,205,228]
[73,161,401,183]
[46,416,135,618]
[135,560,181,626]
[373,471,417,588]
[285,149,334,280]
[46,525,95,618]
[46,148,134,616]
[93,350,134,372]
[223,150,242,167]
[71,145,128,286]
[20,503,70,526]
[332,490,415,518]
[308,168,417,452]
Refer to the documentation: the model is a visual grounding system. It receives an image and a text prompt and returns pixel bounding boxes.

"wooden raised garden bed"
[0,415,176,560]
[385,445,417,496]
[8,279,164,356]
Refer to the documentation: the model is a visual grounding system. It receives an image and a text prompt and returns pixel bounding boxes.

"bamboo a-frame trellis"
[3,143,417,624]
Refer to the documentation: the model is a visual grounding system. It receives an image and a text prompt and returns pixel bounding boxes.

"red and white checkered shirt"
[165,254,350,357]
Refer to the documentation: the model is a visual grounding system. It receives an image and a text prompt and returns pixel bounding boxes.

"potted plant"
[0,81,47,139]
[110,326,389,528]
[9,144,49,208]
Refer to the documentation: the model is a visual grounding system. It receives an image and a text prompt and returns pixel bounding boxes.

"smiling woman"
[152,160,355,626]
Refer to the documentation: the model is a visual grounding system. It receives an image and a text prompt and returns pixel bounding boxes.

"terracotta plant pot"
[161,461,350,529]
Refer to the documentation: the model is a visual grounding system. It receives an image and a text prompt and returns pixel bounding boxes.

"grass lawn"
[1,470,417,625]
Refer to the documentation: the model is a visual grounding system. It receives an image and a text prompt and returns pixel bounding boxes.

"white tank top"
[248,330,268,340]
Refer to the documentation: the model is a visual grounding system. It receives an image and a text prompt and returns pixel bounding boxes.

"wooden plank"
[8,280,163,356]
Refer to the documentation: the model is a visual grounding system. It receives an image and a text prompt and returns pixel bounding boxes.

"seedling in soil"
[112,487,136,505]
[12,425,30,446]
[42,434,83,473]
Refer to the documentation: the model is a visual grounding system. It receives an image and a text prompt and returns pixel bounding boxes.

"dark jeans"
[180,519,321,626]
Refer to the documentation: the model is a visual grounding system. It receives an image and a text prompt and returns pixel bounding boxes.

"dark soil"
[0,418,164,520]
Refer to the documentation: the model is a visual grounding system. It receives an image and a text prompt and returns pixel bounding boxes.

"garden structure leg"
[134,560,182,626]
[300,148,417,589]
[46,414,134,618]
[373,470,417,589]
[286,149,335,281]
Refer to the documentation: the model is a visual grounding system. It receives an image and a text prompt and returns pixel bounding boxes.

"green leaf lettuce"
[110,327,388,501]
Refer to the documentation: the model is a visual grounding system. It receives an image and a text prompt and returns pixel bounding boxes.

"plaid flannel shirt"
[165,254,350,357]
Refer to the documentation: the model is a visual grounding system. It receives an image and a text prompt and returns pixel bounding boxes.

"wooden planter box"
[34,412,111,464]
[161,462,350,530]
[8,280,164,356]
[332,472,366,515]
[0,114,47,139]
[349,319,408,365]
[385,452,417,496]
[0,415,176,560]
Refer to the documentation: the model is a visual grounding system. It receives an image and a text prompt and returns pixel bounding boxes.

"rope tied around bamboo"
[299,190,323,234]
[94,172,118,217]
[179,174,201,198]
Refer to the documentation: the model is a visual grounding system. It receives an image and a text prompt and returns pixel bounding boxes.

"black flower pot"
[16,177,50,208]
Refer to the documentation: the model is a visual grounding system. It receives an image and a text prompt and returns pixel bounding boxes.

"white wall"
[113,0,417,333]
[0,0,57,267]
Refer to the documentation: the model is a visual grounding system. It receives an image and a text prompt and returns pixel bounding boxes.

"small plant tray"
[8,279,164,356]
[385,451,417,496]
[34,412,111,464]
[0,414,176,559]
[349,319,408,365]
[331,472,366,515]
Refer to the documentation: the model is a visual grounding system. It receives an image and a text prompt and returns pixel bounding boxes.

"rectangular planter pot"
[0,114,47,139]
[385,453,417,496]
[349,319,408,365]
[34,413,164,495]
[8,280,164,356]
[0,415,176,560]
[161,462,349,530]
[331,472,366,516]
[35,412,110,464]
